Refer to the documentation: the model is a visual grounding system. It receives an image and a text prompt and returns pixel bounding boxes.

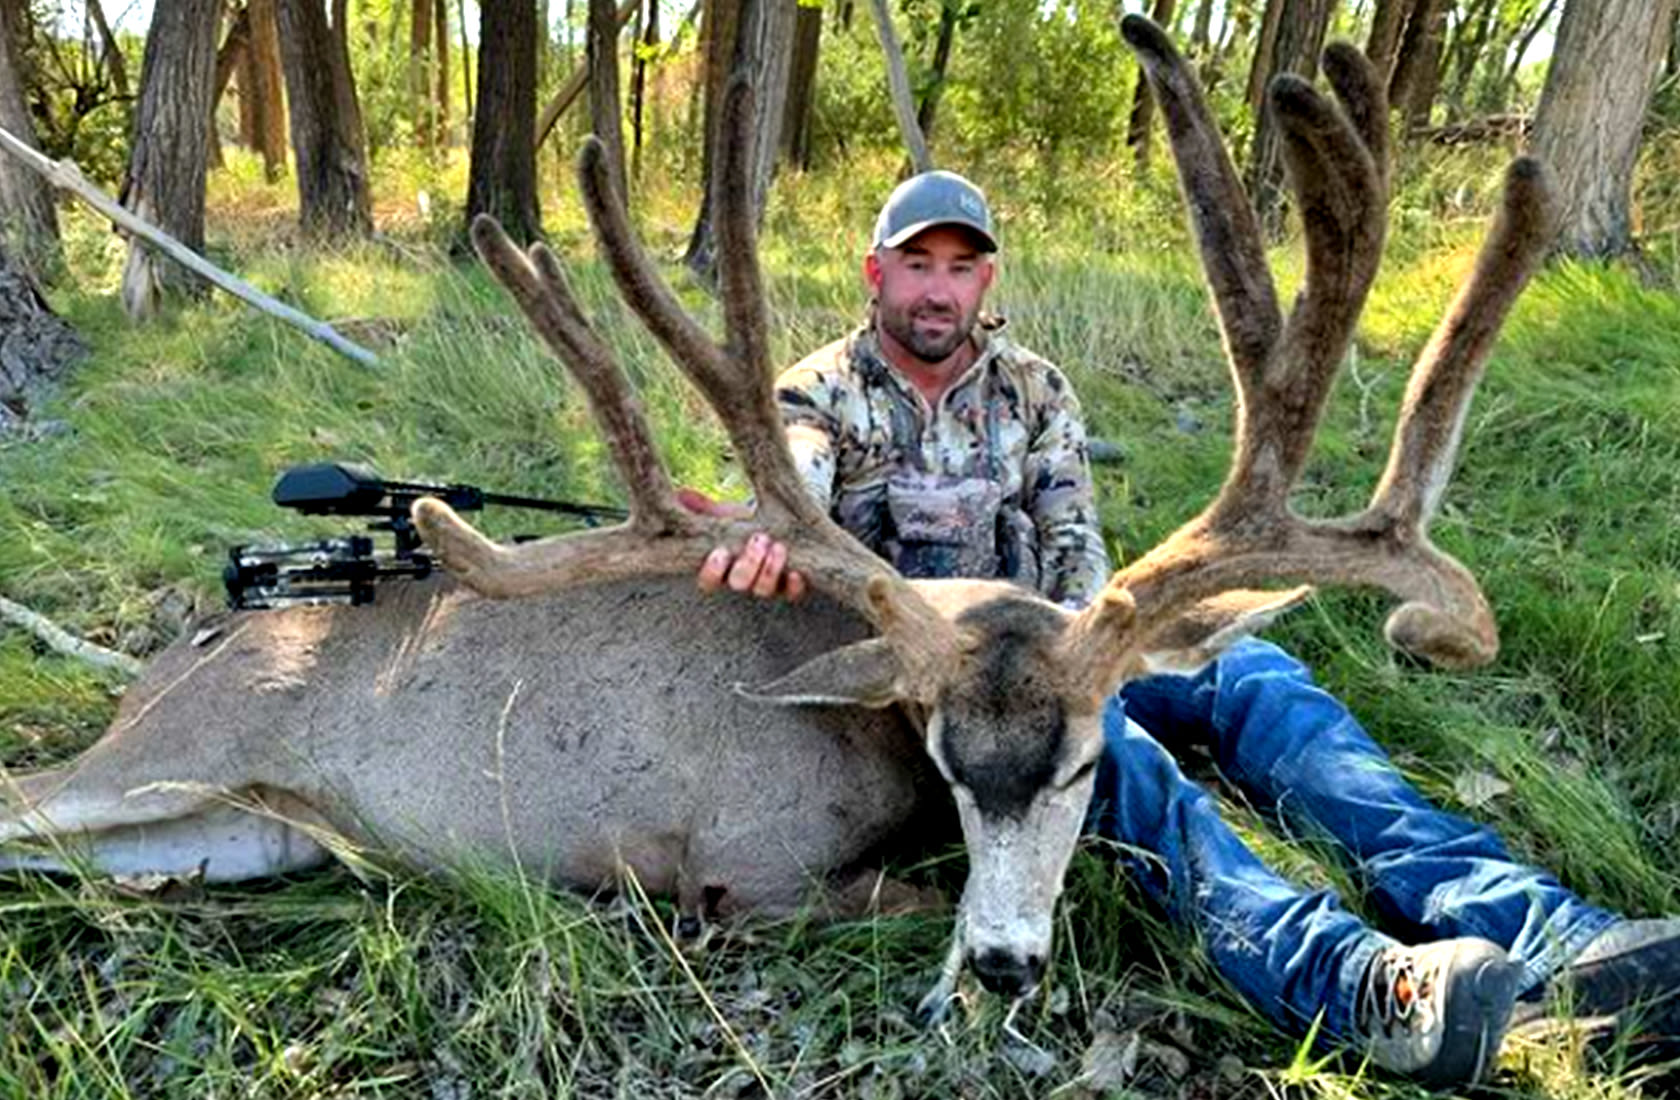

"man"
[684,171,1680,1087]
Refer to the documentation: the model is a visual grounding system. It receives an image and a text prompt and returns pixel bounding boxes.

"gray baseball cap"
[871,170,998,253]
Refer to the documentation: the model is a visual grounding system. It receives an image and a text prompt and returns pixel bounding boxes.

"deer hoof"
[915,984,957,1028]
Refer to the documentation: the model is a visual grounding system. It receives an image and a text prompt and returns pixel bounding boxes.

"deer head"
[414,18,1557,1017]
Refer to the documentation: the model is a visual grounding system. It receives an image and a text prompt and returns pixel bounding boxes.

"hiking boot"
[1510,917,1680,1055]
[1354,937,1521,1088]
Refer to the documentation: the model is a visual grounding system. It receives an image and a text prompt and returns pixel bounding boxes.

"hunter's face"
[866,227,995,365]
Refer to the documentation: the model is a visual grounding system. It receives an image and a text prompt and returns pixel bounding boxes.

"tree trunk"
[1400,0,1446,131]
[277,0,372,237]
[0,0,58,281]
[1443,0,1499,119]
[588,0,628,203]
[683,0,795,281]
[1244,0,1287,112]
[410,0,433,146]
[209,8,251,170]
[1127,0,1177,171]
[120,0,221,319]
[86,0,129,98]
[781,1,819,167]
[915,0,957,140]
[1365,0,1414,84]
[1191,0,1216,54]
[1386,0,1438,112]
[1246,0,1336,235]
[632,0,658,171]
[465,0,541,244]
[246,0,288,180]
[865,0,931,173]
[0,240,84,435]
[1530,0,1680,258]
[433,0,449,146]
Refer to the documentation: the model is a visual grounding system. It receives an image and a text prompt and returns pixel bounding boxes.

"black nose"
[970,948,1044,997]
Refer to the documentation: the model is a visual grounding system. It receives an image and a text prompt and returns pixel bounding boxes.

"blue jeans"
[1086,638,1616,1041]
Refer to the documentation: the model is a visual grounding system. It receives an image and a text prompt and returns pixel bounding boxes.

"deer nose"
[969,948,1044,997]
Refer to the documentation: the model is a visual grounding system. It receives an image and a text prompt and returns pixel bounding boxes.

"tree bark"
[1530,0,1680,258]
[120,0,221,319]
[209,8,251,169]
[1399,0,1446,131]
[1191,0,1216,54]
[1443,0,1499,118]
[465,0,541,244]
[277,0,372,237]
[1244,0,1288,112]
[915,0,957,139]
[433,0,449,145]
[683,0,795,280]
[1127,0,1177,171]
[632,0,658,170]
[0,240,83,434]
[781,0,820,167]
[1386,0,1438,112]
[865,0,931,173]
[1246,0,1336,235]
[588,0,628,203]
[410,0,433,146]
[0,0,58,280]
[1365,0,1414,84]
[245,0,288,180]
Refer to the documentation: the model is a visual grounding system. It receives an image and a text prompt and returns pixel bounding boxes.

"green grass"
[3,143,1680,1096]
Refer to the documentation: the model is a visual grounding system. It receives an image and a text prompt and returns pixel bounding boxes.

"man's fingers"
[752,542,788,598]
[727,533,771,592]
[697,546,731,592]
[786,570,808,602]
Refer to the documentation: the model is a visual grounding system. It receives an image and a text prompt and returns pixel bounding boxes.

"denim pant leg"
[1088,698,1386,1040]
[1118,639,1618,995]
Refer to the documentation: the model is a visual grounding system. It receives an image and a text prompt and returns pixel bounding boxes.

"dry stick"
[866,0,933,174]
[0,595,142,679]
[0,125,381,371]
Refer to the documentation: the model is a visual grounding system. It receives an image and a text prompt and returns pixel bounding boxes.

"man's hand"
[678,488,808,602]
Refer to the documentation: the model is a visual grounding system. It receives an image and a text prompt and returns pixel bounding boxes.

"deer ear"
[734,638,909,709]
[1138,587,1313,676]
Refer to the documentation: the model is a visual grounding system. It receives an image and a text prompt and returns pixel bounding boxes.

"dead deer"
[1,19,1556,1020]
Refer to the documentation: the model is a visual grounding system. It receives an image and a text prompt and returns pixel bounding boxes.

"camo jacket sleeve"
[1022,363,1112,608]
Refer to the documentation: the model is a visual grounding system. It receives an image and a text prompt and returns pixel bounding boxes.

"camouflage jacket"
[776,319,1111,607]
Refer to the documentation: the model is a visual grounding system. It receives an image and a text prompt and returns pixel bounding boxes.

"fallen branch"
[536,0,638,151]
[0,595,142,679]
[0,124,381,370]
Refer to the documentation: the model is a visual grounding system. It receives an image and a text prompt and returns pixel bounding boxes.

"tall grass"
[2,140,1679,1097]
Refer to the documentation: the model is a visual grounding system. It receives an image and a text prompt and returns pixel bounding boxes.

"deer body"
[1,576,937,914]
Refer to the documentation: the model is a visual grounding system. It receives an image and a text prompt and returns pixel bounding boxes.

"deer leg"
[0,794,333,881]
[916,920,969,1026]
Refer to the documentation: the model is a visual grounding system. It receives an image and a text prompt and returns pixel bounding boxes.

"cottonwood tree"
[781,0,819,168]
[1245,0,1336,233]
[119,0,221,320]
[1530,0,1680,259]
[277,0,372,237]
[0,0,59,280]
[465,0,540,244]
[239,0,288,182]
[683,0,795,280]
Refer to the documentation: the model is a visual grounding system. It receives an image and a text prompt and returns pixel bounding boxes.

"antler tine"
[467,214,690,535]
[576,132,824,531]
[1231,70,1386,507]
[713,75,773,388]
[1120,14,1282,389]
[1069,28,1551,676]
[1366,157,1559,532]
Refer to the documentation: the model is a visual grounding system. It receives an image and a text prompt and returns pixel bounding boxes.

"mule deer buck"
[1,19,1556,1018]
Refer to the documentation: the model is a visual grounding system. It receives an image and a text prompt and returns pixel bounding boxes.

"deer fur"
[1,19,1558,1017]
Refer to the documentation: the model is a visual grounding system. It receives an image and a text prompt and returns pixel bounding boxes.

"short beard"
[878,304,976,364]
